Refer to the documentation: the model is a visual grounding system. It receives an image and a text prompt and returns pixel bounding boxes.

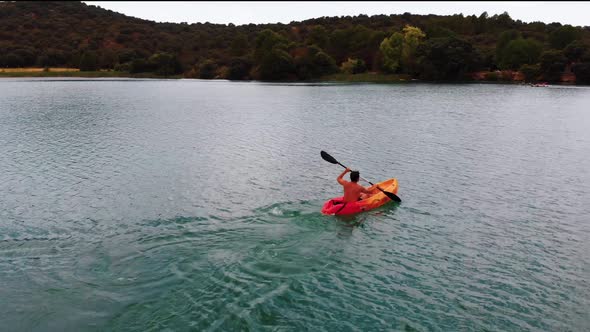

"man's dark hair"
[350,171,360,182]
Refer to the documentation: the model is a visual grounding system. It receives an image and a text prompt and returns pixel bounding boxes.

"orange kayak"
[321,178,399,215]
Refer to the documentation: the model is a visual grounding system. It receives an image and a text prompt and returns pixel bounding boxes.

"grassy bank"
[1,71,124,78]
[1,68,407,81]
[0,67,79,73]
[1,69,577,85]
[318,72,414,83]
[0,68,182,79]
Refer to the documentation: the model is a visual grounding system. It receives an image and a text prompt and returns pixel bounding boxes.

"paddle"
[320,150,401,203]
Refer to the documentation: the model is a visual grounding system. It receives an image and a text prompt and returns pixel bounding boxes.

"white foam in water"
[270,207,283,216]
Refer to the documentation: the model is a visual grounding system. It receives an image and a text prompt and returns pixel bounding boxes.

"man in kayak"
[337,168,375,202]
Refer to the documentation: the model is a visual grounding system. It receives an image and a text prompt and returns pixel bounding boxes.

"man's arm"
[361,185,373,194]
[337,168,350,185]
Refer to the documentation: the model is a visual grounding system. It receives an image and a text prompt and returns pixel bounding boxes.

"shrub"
[341,58,367,74]
[198,60,217,79]
[484,72,499,81]
[520,64,541,82]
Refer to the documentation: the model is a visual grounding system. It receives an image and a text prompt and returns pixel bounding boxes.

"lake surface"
[1,78,589,331]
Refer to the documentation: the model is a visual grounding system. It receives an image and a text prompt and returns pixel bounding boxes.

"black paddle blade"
[320,150,339,164]
[377,187,402,203]
[385,191,402,203]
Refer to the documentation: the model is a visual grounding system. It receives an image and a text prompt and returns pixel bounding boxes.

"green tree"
[258,48,295,80]
[572,62,590,84]
[254,29,295,80]
[474,11,489,34]
[379,32,403,73]
[499,38,542,70]
[117,49,140,64]
[328,29,350,63]
[230,33,249,56]
[0,53,24,67]
[198,60,217,79]
[148,52,182,76]
[254,29,289,62]
[564,40,589,62]
[99,49,118,69]
[79,51,98,71]
[307,25,329,49]
[114,62,131,72]
[13,48,37,67]
[416,36,480,80]
[401,25,426,74]
[549,25,581,50]
[228,57,252,80]
[340,58,367,74]
[495,29,521,64]
[129,58,150,73]
[539,50,567,82]
[293,45,337,79]
[380,25,425,74]
[346,25,374,62]
[520,64,541,82]
[312,50,338,76]
[490,12,514,31]
[37,49,67,67]
[424,25,456,39]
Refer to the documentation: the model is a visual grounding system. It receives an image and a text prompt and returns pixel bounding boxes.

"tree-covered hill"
[1,1,589,82]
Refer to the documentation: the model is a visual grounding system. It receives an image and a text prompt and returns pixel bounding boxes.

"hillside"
[1,1,589,82]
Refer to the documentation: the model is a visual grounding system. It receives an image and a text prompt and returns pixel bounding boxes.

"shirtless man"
[337,168,375,202]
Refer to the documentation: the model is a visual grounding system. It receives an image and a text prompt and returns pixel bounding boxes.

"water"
[1,78,589,331]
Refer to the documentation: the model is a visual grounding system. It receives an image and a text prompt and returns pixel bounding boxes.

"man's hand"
[338,167,351,184]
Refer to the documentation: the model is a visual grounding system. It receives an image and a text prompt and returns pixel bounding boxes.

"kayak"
[321,178,399,215]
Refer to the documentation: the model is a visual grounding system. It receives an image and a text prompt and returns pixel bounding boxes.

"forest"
[1,1,590,83]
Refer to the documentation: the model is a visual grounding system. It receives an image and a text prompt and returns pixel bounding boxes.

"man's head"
[350,171,360,182]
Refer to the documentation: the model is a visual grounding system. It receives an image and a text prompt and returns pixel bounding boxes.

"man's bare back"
[337,168,373,202]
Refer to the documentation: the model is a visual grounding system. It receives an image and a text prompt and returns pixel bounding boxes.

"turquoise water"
[1,78,589,331]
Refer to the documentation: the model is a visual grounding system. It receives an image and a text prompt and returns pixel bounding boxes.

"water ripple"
[1,80,589,331]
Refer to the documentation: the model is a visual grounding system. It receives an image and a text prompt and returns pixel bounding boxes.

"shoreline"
[0,70,183,79]
[0,70,582,86]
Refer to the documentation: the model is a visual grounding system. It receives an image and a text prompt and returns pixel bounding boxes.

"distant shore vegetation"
[1,1,590,84]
